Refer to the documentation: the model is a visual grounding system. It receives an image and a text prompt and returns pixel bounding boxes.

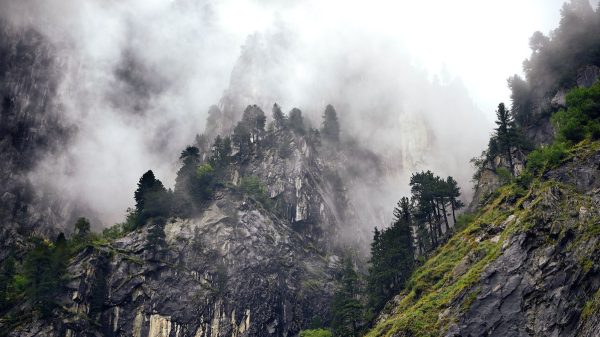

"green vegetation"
[552,82,600,143]
[299,329,333,337]
[239,176,272,208]
[321,104,340,143]
[525,142,568,174]
[510,1,600,126]
[367,197,414,311]
[331,259,365,336]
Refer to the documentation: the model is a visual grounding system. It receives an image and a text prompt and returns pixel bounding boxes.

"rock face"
[448,150,600,337]
[0,19,73,257]
[367,144,600,337]
[1,102,383,336]
[8,190,338,337]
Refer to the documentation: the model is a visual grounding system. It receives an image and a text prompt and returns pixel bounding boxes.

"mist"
[0,0,579,226]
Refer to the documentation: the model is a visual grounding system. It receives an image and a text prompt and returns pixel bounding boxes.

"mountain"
[366,141,600,337]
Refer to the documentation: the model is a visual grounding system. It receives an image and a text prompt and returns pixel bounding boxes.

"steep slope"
[1,117,384,336]
[366,142,600,337]
[0,19,74,257]
[5,189,337,337]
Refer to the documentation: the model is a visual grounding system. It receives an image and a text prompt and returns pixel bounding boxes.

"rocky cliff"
[1,102,387,336]
[0,19,75,258]
[366,141,600,337]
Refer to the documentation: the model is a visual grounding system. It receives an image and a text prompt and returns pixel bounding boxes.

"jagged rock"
[551,88,567,108]
[577,65,600,88]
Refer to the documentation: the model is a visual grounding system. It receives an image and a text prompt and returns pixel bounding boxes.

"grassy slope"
[365,141,600,337]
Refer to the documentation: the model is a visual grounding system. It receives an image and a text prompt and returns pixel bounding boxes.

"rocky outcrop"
[368,144,600,337]
[7,189,338,337]
[447,148,600,337]
[0,19,74,258]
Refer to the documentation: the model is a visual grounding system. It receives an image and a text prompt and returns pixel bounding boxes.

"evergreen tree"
[331,259,364,337]
[493,103,519,175]
[23,239,66,317]
[210,136,231,167]
[367,197,415,311]
[289,108,306,134]
[446,176,463,224]
[272,103,286,128]
[136,170,171,225]
[321,105,340,142]
[0,254,16,309]
[74,217,91,238]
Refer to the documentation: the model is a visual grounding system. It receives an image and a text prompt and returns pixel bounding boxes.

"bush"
[454,213,476,232]
[495,167,512,185]
[552,82,600,143]
[299,329,333,337]
[526,142,568,174]
[239,176,272,208]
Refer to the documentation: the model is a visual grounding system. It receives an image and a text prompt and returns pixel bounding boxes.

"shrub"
[495,167,512,185]
[240,176,272,207]
[552,82,600,143]
[299,329,333,337]
[526,142,568,174]
[454,213,476,232]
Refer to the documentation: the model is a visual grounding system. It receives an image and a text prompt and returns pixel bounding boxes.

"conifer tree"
[331,259,364,337]
[321,105,340,142]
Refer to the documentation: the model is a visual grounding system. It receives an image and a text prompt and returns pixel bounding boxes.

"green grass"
[364,169,595,337]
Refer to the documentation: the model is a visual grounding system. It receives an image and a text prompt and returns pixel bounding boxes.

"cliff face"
[366,142,600,337]
[0,20,74,257]
[9,190,337,337]
[2,112,384,336]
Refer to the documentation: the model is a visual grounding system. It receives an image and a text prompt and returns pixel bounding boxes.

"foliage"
[495,167,513,185]
[74,217,91,237]
[409,171,463,252]
[289,108,306,134]
[321,104,340,142]
[454,213,476,233]
[0,254,16,310]
[552,82,600,143]
[272,103,286,128]
[299,329,333,337]
[278,134,293,159]
[331,259,364,337]
[209,136,232,167]
[239,176,272,208]
[135,170,171,226]
[525,142,568,174]
[233,105,267,156]
[22,238,68,317]
[510,1,600,126]
[487,103,526,175]
[367,197,414,311]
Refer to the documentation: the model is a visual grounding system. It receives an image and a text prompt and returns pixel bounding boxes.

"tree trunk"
[441,200,450,233]
[451,200,457,224]
[507,146,514,176]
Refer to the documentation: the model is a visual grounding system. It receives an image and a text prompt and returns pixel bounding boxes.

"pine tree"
[331,259,364,337]
[289,108,305,134]
[446,176,462,224]
[0,254,16,309]
[367,197,415,311]
[136,170,170,225]
[321,105,340,142]
[493,103,519,175]
[272,103,286,128]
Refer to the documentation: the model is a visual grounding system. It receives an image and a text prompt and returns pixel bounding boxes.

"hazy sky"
[2,0,595,226]
[218,0,593,120]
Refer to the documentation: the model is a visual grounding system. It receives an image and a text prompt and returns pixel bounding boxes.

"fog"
[0,0,587,226]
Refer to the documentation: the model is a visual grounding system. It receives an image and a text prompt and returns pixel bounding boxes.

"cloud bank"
[0,0,575,226]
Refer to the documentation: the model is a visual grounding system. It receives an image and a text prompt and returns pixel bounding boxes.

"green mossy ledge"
[366,142,600,337]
